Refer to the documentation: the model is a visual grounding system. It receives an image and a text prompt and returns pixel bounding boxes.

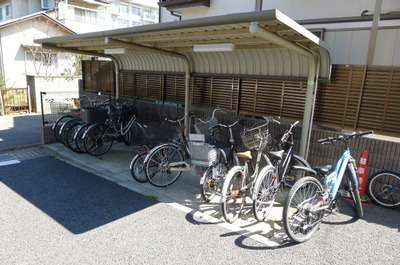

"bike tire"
[368,170,400,208]
[201,164,226,202]
[145,144,184,187]
[252,165,277,222]
[65,121,85,153]
[283,176,324,243]
[130,151,148,183]
[345,172,364,218]
[52,115,73,143]
[122,120,132,146]
[60,118,80,147]
[74,124,89,153]
[221,166,246,223]
[83,124,114,156]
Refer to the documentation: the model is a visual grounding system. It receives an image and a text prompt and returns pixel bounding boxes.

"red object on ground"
[358,149,369,195]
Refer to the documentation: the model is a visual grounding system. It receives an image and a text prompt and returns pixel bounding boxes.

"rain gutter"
[249,22,319,159]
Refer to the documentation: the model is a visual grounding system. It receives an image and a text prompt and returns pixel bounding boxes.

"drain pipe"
[249,22,318,159]
[105,37,193,134]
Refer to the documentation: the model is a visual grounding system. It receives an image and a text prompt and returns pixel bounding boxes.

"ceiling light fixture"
[193,43,235,52]
[104,48,127,54]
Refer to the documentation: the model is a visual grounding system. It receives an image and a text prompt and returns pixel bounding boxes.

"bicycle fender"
[291,165,317,176]
[293,154,312,168]
[81,123,102,139]
[143,143,181,164]
[220,165,244,203]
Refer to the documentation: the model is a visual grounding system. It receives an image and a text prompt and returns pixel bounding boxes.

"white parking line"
[0,159,21,167]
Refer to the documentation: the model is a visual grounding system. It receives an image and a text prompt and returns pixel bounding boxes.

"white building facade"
[0,0,159,89]
[159,0,400,67]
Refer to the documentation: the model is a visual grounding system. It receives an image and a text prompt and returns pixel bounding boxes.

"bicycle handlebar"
[195,107,222,124]
[164,111,194,125]
[318,131,374,144]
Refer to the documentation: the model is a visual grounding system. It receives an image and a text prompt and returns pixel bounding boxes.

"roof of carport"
[35,9,332,158]
[35,9,331,80]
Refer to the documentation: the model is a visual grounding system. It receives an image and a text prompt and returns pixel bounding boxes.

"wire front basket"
[240,123,271,150]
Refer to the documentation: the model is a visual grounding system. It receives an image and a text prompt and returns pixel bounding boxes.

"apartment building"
[0,0,159,89]
[55,0,159,33]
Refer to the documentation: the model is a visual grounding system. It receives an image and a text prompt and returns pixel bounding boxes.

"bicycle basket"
[188,141,214,166]
[240,123,270,150]
[194,117,219,139]
[81,107,108,124]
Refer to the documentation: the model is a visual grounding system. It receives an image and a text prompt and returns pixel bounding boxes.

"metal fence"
[1,88,29,115]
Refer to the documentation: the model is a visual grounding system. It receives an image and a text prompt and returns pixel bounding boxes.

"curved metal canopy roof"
[35,9,331,79]
[35,9,332,158]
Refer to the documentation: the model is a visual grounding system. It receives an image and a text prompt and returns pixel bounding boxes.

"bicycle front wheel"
[252,166,277,222]
[122,120,132,145]
[65,121,85,153]
[368,170,400,208]
[83,124,114,156]
[74,124,89,153]
[283,176,324,243]
[221,166,246,223]
[52,115,73,143]
[201,164,226,202]
[345,172,364,218]
[130,151,148,183]
[145,144,184,187]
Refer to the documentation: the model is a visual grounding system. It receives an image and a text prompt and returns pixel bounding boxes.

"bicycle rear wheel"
[283,176,324,243]
[252,165,277,222]
[130,151,148,183]
[145,144,184,187]
[368,170,400,208]
[221,166,246,223]
[83,124,114,156]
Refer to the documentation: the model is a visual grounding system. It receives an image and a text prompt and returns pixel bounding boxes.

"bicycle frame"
[324,148,358,199]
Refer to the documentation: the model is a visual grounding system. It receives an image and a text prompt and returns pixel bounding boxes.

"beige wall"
[0,16,73,88]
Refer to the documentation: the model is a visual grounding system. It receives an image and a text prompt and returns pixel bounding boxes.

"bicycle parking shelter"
[35,9,332,159]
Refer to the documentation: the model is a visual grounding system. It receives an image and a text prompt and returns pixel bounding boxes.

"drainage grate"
[10,149,47,161]
[0,154,15,162]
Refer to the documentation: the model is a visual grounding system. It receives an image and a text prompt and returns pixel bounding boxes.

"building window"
[41,0,51,9]
[74,8,97,24]
[120,5,128,15]
[131,7,141,16]
[0,4,11,22]
[26,52,58,67]
[119,18,129,28]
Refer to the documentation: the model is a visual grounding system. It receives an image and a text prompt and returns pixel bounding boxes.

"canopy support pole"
[249,22,319,159]
[104,38,193,134]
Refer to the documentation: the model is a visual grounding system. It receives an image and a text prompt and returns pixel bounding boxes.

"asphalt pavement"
[0,114,42,150]
[0,113,399,264]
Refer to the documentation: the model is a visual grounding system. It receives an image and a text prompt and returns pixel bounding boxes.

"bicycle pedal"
[339,190,351,198]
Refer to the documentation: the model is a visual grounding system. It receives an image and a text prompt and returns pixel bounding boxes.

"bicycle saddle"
[237,151,252,161]
[269,150,285,160]
[312,165,333,175]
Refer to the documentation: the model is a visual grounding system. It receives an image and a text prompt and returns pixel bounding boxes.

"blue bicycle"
[368,170,400,208]
[283,131,373,243]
